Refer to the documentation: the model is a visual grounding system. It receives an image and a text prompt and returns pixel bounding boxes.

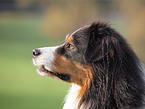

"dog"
[32,21,145,109]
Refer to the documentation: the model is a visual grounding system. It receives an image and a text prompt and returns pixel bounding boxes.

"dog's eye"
[66,43,74,49]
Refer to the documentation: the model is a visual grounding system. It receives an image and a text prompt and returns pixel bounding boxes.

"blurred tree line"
[0,0,145,61]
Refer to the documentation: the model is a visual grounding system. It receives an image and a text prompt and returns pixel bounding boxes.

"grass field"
[0,18,70,109]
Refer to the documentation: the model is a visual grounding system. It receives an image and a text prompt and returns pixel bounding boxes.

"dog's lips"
[39,65,49,73]
[38,65,61,78]
[38,65,70,81]
[38,65,53,75]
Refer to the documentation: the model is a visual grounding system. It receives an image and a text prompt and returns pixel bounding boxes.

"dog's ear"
[85,22,113,63]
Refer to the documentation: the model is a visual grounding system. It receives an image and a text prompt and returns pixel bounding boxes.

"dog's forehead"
[66,24,90,43]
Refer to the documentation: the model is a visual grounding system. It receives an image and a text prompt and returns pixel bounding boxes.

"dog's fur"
[33,21,145,109]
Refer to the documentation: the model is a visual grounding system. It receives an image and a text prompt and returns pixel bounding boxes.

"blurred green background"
[0,0,145,109]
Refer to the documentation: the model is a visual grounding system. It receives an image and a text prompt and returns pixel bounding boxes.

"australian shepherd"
[32,21,145,109]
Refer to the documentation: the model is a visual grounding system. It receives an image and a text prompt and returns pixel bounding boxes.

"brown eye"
[66,43,74,49]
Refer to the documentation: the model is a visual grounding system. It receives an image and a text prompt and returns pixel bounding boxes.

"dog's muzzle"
[32,46,58,75]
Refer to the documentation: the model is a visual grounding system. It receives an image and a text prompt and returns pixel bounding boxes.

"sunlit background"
[0,0,145,109]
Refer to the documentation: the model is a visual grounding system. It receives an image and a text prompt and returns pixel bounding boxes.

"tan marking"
[65,34,70,41]
[66,35,74,43]
[50,52,94,100]
[77,67,94,99]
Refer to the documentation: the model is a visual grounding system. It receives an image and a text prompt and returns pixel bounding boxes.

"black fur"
[81,22,145,109]
[55,21,145,108]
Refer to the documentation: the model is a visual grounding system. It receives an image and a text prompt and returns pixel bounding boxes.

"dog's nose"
[32,49,41,57]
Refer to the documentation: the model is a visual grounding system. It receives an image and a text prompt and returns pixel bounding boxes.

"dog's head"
[33,21,145,109]
[32,22,121,86]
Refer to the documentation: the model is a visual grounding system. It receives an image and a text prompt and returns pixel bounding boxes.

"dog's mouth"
[38,65,70,82]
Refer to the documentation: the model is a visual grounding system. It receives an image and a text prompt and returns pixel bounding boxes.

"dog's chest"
[63,84,90,109]
[63,84,81,109]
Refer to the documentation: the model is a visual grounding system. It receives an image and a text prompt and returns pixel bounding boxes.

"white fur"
[63,84,81,109]
[33,46,59,75]
[63,84,90,109]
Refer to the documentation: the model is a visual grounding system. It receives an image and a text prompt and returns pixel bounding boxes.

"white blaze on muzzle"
[33,46,59,74]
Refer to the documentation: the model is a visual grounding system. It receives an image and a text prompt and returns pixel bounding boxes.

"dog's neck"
[63,84,89,109]
[63,71,145,109]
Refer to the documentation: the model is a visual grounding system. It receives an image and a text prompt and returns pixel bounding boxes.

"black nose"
[32,49,41,57]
